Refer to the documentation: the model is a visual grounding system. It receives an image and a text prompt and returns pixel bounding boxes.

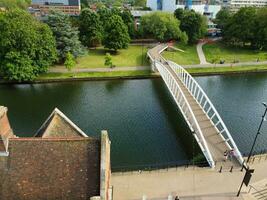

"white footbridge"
[148,44,244,168]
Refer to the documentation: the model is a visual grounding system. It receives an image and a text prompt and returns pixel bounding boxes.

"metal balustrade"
[155,61,215,167]
[167,60,244,165]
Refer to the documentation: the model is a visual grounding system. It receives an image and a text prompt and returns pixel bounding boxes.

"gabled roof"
[35,108,88,138]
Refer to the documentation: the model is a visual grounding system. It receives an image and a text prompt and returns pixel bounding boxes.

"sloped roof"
[35,108,88,138]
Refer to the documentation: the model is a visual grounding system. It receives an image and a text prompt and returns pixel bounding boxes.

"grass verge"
[162,43,199,65]
[187,65,267,75]
[38,70,153,80]
[203,42,267,63]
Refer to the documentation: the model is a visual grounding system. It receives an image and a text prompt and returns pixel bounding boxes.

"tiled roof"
[0,137,100,200]
[35,108,88,138]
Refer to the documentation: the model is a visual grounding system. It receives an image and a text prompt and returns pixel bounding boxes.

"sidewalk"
[48,66,151,73]
[111,160,267,200]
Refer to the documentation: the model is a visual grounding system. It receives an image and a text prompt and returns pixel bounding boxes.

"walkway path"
[197,42,210,65]
[48,66,150,73]
[111,160,267,200]
[148,44,242,168]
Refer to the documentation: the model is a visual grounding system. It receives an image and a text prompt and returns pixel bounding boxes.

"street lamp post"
[246,102,267,164]
[237,102,267,197]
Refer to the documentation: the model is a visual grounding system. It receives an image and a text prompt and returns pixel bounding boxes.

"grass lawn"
[162,43,199,65]
[187,65,267,74]
[203,42,267,63]
[38,70,152,80]
[54,45,150,69]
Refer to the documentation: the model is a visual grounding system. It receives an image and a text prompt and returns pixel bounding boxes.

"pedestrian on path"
[224,150,228,161]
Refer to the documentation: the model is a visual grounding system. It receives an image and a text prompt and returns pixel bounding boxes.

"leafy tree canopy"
[103,15,130,51]
[214,8,231,30]
[47,11,86,62]
[174,9,207,44]
[141,12,187,42]
[79,8,103,47]
[0,9,57,81]
[0,0,31,9]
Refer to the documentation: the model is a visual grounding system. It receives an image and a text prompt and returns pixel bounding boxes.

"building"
[147,0,221,19]
[0,106,112,200]
[29,0,81,16]
[222,0,267,11]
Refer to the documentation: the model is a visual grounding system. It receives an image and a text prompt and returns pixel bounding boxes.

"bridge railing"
[155,61,215,168]
[167,60,244,165]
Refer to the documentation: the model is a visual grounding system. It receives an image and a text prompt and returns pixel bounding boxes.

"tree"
[0,9,57,81]
[141,12,186,42]
[134,0,146,7]
[120,10,135,38]
[215,8,231,30]
[64,52,76,71]
[223,7,256,46]
[253,7,267,50]
[103,15,130,51]
[0,0,31,9]
[79,8,103,47]
[47,11,86,62]
[104,53,113,68]
[174,9,207,44]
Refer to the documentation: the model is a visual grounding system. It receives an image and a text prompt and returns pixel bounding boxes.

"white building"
[222,0,267,11]
[147,0,221,19]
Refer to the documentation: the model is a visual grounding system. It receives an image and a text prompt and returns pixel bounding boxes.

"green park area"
[203,42,267,63]
[63,45,149,69]
[162,44,199,65]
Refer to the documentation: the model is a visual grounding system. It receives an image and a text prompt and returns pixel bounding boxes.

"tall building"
[222,0,267,11]
[30,0,81,16]
[147,0,221,19]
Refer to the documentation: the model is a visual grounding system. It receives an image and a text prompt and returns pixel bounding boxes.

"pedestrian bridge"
[147,44,244,168]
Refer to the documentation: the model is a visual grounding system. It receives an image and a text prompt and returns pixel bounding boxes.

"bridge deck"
[150,44,240,168]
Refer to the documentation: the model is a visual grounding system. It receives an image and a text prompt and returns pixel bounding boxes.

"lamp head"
[263,102,267,108]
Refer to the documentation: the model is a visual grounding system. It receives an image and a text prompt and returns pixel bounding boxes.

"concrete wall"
[100,130,111,200]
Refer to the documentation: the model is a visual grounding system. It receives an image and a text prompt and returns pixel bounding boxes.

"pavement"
[197,42,210,65]
[48,66,150,73]
[111,160,267,200]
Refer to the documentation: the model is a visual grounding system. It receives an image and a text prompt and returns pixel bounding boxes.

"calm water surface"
[0,73,267,168]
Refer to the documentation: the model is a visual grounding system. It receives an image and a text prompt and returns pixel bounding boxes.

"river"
[0,73,267,169]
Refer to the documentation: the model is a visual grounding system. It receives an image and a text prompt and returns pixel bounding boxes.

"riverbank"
[1,65,267,84]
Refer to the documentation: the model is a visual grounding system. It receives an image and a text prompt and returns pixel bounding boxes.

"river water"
[0,73,267,169]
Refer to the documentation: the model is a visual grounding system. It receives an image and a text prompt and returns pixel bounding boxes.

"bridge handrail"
[155,60,215,167]
[167,60,244,165]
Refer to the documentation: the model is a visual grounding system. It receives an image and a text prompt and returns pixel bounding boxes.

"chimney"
[0,106,13,155]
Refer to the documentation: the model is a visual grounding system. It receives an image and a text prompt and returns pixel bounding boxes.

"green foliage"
[134,0,146,7]
[103,15,130,51]
[0,0,31,9]
[120,10,135,38]
[64,52,76,71]
[104,53,113,68]
[79,8,103,47]
[47,11,86,62]
[174,9,207,44]
[224,7,256,46]
[0,9,57,81]
[141,12,186,42]
[214,8,231,30]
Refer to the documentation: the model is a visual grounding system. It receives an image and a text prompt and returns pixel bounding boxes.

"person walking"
[224,150,228,161]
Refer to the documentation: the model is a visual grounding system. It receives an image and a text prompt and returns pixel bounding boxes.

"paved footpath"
[197,42,210,65]
[111,160,267,200]
[48,66,150,73]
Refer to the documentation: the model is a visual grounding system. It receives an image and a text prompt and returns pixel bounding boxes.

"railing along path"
[147,44,244,168]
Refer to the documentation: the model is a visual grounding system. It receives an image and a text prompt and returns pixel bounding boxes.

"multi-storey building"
[147,0,221,19]
[222,0,267,11]
[30,0,81,16]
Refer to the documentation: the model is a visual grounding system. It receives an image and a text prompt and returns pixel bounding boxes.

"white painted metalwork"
[155,60,215,167]
[147,44,244,167]
[167,60,244,165]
